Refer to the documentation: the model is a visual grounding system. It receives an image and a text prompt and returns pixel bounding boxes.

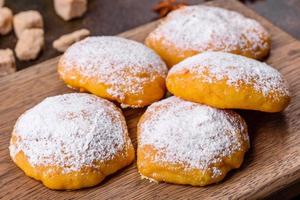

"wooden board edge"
[0,0,300,198]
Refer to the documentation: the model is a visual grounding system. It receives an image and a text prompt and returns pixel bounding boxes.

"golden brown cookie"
[9,93,134,190]
[137,96,249,186]
[145,5,271,67]
[167,52,290,112]
[58,36,168,108]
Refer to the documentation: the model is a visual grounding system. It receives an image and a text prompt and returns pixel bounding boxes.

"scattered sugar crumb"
[211,167,222,178]
[120,103,143,109]
[140,174,159,183]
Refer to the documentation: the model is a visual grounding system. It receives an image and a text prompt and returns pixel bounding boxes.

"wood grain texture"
[0,0,300,199]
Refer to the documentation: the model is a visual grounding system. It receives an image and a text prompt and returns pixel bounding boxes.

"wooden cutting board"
[0,0,300,199]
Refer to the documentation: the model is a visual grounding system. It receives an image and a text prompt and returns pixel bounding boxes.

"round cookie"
[145,5,271,67]
[167,52,290,112]
[58,36,168,108]
[137,96,249,186]
[9,93,135,190]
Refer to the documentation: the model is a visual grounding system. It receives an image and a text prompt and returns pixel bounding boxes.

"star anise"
[153,0,187,18]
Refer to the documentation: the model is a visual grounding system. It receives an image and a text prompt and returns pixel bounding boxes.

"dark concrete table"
[0,0,299,199]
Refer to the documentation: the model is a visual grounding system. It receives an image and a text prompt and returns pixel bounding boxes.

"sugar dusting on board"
[139,96,249,172]
[9,93,128,173]
[148,5,270,55]
[59,36,168,100]
[170,52,290,99]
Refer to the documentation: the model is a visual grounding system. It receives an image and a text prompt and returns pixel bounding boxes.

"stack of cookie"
[139,5,290,186]
[9,5,290,190]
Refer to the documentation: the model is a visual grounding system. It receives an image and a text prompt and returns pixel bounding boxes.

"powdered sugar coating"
[59,36,168,100]
[9,93,129,173]
[169,52,290,99]
[139,96,249,171]
[148,5,270,56]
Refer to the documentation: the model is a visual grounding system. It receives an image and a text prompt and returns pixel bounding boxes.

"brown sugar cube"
[0,49,16,77]
[53,29,90,52]
[0,7,13,35]
[13,10,43,38]
[15,29,44,61]
[54,0,87,21]
[0,0,5,7]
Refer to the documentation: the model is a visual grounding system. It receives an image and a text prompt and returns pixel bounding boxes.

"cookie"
[9,93,135,190]
[145,5,271,67]
[137,96,249,186]
[58,36,168,108]
[167,52,290,112]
